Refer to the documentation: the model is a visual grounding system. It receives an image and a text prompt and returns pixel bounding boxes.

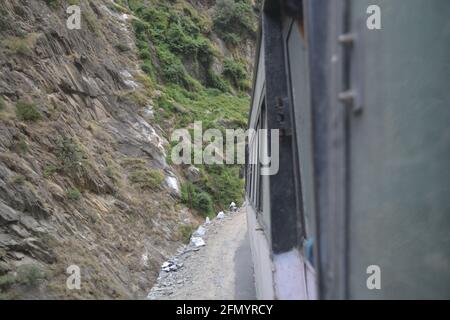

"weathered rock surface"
[0,0,199,299]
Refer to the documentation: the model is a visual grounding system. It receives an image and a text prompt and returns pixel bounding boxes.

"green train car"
[246,0,450,299]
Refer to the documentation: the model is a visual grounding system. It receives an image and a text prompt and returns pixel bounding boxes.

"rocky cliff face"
[0,0,256,299]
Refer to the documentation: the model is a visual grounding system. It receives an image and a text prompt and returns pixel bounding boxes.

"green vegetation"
[1,264,48,294]
[82,8,100,34]
[3,33,39,56]
[15,101,41,121]
[56,137,85,173]
[122,158,164,190]
[44,0,59,9]
[178,224,195,244]
[129,168,164,190]
[67,188,81,201]
[131,2,226,91]
[11,174,26,185]
[223,58,250,91]
[16,264,47,287]
[107,2,129,13]
[213,0,257,45]
[0,274,16,291]
[115,42,131,53]
[181,182,213,217]
[13,138,29,154]
[43,164,59,178]
[123,1,252,214]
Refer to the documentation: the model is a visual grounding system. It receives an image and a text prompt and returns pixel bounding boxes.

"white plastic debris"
[205,217,211,225]
[229,202,237,213]
[217,211,225,219]
[161,262,171,269]
[193,226,206,237]
[191,236,206,247]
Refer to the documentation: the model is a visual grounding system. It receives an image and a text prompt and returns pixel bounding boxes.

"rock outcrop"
[0,0,199,299]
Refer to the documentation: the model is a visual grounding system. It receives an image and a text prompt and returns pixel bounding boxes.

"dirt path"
[147,209,256,300]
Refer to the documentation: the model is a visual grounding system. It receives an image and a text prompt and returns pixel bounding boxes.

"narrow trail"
[147,208,256,300]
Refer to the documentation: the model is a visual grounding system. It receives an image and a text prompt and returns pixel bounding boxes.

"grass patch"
[44,0,59,9]
[0,274,16,291]
[213,0,257,45]
[43,164,59,178]
[181,182,213,217]
[115,42,130,53]
[3,33,39,56]
[15,101,41,121]
[178,224,195,244]
[66,188,81,201]
[56,137,85,173]
[12,138,29,154]
[17,264,46,287]
[223,58,249,90]
[10,174,26,185]
[129,168,164,190]
[116,90,149,107]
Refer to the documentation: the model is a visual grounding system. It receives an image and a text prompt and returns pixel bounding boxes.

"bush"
[178,225,195,244]
[203,165,244,209]
[213,0,257,43]
[67,188,81,201]
[4,33,39,56]
[129,168,164,190]
[13,138,29,154]
[56,137,84,173]
[115,42,130,52]
[181,182,213,217]
[206,71,230,92]
[15,101,41,121]
[193,192,213,217]
[43,164,59,177]
[222,58,248,89]
[11,174,26,185]
[138,48,152,60]
[44,0,59,9]
[0,274,16,291]
[17,264,46,287]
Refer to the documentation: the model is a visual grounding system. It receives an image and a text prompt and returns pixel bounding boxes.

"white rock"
[165,176,181,197]
[120,70,133,79]
[193,226,206,237]
[169,264,178,271]
[124,79,139,89]
[217,211,225,219]
[162,262,171,269]
[190,236,205,247]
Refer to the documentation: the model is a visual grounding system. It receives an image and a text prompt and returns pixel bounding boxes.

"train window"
[286,18,316,239]
[257,101,267,213]
[246,97,267,214]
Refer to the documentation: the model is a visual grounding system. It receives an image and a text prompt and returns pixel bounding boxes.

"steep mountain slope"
[0,0,256,299]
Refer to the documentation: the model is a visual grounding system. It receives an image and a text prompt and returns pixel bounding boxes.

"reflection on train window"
[286,18,316,240]
[247,99,266,214]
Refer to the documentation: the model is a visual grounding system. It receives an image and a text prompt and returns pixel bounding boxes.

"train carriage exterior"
[246,0,450,299]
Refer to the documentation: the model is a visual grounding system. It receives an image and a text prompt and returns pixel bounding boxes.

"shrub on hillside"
[181,182,214,217]
[66,188,81,201]
[15,101,41,121]
[222,58,248,88]
[213,0,257,44]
